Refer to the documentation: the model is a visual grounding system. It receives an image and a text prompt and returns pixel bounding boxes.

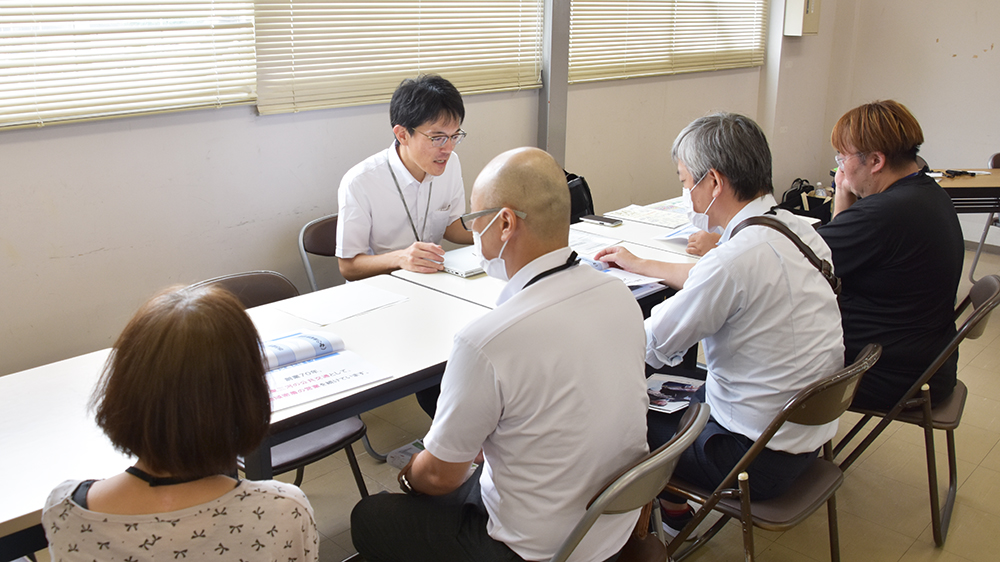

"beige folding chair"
[298,213,339,292]
[666,344,883,562]
[549,403,711,562]
[835,274,1000,546]
[967,154,1000,283]
[190,270,368,497]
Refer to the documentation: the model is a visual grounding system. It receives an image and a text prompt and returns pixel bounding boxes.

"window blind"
[569,0,768,84]
[255,1,543,115]
[0,1,256,130]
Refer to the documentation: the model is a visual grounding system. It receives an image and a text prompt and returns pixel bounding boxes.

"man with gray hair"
[351,147,650,561]
[597,113,844,534]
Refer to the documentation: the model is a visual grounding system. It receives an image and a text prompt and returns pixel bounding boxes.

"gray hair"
[670,112,773,201]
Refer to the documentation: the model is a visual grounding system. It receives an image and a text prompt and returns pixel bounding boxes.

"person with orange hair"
[818,100,964,410]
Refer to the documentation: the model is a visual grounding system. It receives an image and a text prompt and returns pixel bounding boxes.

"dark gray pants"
[350,466,525,562]
[647,388,818,502]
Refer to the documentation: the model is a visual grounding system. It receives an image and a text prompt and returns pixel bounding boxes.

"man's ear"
[868,151,887,174]
[498,208,518,242]
[708,169,725,198]
[392,124,410,146]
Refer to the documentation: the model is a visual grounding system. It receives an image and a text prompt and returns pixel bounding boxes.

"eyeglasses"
[459,207,527,231]
[834,153,863,167]
[414,129,467,148]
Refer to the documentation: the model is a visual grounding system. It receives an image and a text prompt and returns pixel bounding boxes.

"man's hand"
[396,242,446,274]
[595,245,645,273]
[831,169,858,219]
[686,231,721,256]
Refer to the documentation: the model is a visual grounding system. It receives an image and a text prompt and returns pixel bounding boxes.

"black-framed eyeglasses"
[460,207,527,231]
[414,129,467,148]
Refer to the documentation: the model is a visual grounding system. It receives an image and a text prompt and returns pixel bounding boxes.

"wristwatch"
[398,467,423,496]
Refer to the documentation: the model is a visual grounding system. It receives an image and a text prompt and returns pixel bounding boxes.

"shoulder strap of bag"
[732,213,842,295]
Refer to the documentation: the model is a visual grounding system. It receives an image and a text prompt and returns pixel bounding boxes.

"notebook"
[442,245,484,278]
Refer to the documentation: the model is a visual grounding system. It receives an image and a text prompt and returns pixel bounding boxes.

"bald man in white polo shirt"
[350,147,650,562]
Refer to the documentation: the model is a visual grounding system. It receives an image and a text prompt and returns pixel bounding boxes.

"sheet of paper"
[273,283,408,325]
[266,349,392,411]
[657,223,699,241]
[606,204,689,229]
[603,268,664,286]
[569,229,622,258]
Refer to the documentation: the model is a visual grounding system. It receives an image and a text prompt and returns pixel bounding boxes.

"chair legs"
[361,434,387,462]
[290,444,368,499]
[920,387,957,546]
[738,473,755,562]
[968,211,998,284]
[345,443,370,498]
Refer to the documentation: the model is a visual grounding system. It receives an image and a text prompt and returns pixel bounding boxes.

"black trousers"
[350,466,525,562]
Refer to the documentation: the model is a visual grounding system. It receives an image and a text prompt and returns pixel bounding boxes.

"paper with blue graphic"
[264,331,390,411]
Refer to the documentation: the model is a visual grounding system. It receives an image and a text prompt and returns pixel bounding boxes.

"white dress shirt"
[645,194,845,454]
[335,144,465,258]
[425,248,650,562]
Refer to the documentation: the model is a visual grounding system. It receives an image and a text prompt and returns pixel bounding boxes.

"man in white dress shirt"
[597,113,845,533]
[336,74,473,282]
[351,147,650,562]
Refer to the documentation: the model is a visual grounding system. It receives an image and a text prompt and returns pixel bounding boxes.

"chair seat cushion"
[240,417,367,476]
[894,380,967,430]
[672,458,843,531]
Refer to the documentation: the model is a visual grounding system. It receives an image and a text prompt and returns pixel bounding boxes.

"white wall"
[3,0,998,377]
[824,0,1000,245]
[0,92,537,376]
[565,69,762,212]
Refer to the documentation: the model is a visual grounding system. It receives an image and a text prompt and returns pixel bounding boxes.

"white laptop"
[442,245,484,278]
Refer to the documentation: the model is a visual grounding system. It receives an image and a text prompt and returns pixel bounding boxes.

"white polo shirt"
[335,143,466,258]
[424,248,650,562]
[645,195,845,454]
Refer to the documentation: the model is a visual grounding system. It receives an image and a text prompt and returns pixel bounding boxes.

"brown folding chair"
[298,213,339,292]
[834,274,1000,546]
[967,154,1000,283]
[190,270,368,497]
[549,403,711,562]
[666,344,883,562]
[297,215,388,461]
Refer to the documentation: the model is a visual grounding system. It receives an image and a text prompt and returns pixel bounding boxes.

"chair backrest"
[712,343,881,487]
[548,403,711,562]
[298,214,339,292]
[190,270,299,309]
[988,153,1000,169]
[916,155,929,172]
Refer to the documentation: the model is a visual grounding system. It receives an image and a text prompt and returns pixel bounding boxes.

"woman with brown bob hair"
[42,285,318,561]
[818,100,964,411]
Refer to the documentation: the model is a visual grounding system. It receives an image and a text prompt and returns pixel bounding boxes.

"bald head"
[472,147,570,243]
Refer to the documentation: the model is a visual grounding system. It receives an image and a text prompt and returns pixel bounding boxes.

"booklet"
[263,331,392,412]
[646,374,704,414]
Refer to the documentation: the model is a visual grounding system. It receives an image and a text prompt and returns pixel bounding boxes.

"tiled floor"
[30,249,1000,562]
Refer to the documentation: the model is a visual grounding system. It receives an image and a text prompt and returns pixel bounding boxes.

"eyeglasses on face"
[414,129,467,148]
[834,153,863,167]
[459,207,528,231]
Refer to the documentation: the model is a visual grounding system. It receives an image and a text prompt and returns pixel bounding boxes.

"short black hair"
[389,74,465,133]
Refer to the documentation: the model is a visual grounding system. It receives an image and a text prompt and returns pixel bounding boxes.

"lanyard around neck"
[524,251,580,289]
[388,161,433,243]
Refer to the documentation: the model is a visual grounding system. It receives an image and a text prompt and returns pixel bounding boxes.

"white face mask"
[472,211,510,282]
[682,172,722,234]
